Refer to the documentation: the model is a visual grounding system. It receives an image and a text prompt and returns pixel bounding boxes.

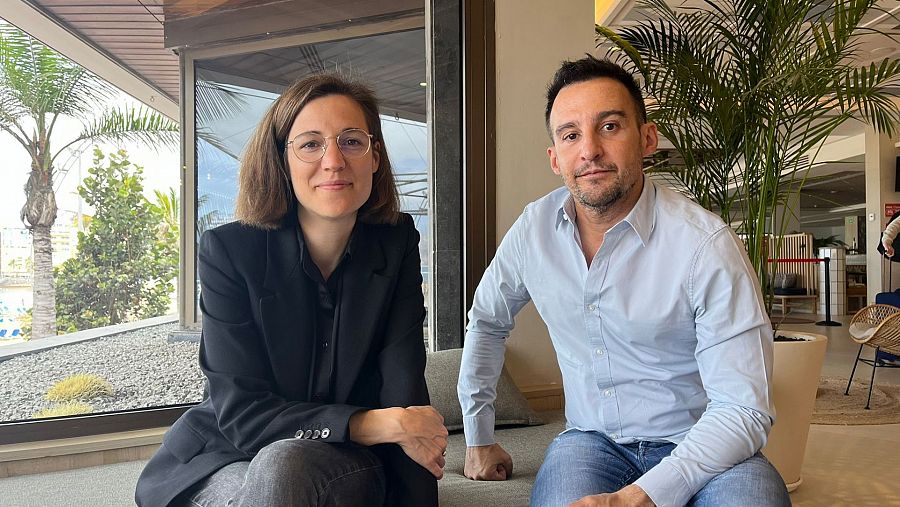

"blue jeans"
[179,439,386,507]
[531,430,791,507]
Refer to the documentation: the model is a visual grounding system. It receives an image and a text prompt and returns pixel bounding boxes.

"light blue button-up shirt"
[458,178,775,507]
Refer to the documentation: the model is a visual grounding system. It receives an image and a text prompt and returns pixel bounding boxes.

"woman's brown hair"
[234,74,400,229]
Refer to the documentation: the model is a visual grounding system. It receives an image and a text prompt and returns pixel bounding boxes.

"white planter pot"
[761,331,828,492]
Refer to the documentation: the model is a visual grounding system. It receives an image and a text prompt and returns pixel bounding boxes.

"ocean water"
[0,286,30,339]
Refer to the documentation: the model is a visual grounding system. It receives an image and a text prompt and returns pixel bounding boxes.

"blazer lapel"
[259,215,315,400]
[334,223,392,401]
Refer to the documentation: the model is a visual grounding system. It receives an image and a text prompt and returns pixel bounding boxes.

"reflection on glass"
[0,23,428,428]
[195,29,430,347]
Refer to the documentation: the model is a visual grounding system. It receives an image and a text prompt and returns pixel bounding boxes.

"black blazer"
[135,213,435,506]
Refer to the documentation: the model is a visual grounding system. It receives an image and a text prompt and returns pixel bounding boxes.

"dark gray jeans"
[180,439,386,507]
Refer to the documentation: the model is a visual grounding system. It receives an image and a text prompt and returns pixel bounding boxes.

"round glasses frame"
[285,128,375,163]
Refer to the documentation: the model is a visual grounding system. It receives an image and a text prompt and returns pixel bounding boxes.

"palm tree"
[597,0,900,310]
[150,189,224,240]
[0,25,178,338]
[150,188,179,238]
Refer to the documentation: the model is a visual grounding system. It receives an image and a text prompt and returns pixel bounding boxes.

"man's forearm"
[457,331,507,446]
[634,403,771,507]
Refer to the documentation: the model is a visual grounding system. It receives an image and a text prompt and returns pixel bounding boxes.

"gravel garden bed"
[0,322,204,422]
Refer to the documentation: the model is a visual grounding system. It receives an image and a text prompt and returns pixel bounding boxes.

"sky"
[0,17,428,237]
[0,92,180,229]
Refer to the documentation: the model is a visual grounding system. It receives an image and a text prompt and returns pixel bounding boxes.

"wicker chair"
[845,304,900,409]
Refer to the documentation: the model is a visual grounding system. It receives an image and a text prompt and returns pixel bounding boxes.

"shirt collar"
[295,223,357,281]
[556,194,577,229]
[555,176,657,247]
[622,176,656,247]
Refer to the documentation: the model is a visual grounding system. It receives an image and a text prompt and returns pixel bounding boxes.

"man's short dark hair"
[545,55,647,137]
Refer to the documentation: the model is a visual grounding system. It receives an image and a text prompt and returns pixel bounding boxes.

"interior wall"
[493,0,594,388]
[805,225,845,244]
[864,130,900,299]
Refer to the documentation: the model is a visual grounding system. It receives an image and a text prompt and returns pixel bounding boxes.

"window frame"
[0,2,486,445]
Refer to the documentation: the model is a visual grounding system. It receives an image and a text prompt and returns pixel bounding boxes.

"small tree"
[0,25,179,338]
[54,148,178,332]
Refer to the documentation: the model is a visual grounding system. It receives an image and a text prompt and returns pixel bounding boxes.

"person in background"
[881,215,900,257]
[458,55,790,507]
[136,74,446,507]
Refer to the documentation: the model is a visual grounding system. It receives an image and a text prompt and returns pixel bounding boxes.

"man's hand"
[464,443,513,480]
[568,485,654,507]
[884,239,895,257]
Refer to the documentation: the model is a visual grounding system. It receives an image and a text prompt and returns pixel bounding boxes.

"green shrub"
[46,373,114,402]
[32,402,94,419]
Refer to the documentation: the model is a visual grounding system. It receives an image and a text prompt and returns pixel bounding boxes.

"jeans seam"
[621,466,638,489]
[319,463,384,500]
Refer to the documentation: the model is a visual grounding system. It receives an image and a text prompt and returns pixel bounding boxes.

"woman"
[135,74,447,506]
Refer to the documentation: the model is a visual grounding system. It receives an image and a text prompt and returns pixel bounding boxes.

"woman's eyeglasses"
[286,128,374,163]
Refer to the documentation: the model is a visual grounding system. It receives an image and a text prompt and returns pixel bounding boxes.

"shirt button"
[588,304,597,311]
[603,389,612,397]
[595,348,604,356]
[610,433,619,439]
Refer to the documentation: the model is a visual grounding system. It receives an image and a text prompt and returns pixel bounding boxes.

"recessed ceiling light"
[419,82,427,87]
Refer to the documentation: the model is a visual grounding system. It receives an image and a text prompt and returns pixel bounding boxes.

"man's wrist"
[462,413,496,446]
[621,484,654,507]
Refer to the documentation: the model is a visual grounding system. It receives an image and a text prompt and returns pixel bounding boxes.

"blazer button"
[321,428,331,439]
[312,430,321,439]
[294,430,305,439]
[304,430,313,439]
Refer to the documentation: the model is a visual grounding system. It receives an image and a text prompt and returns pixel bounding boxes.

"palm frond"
[195,80,246,125]
[0,25,111,120]
[196,128,238,160]
[597,0,900,310]
[57,106,179,164]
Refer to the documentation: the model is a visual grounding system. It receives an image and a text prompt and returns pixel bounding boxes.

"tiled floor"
[780,313,900,506]
[777,312,900,382]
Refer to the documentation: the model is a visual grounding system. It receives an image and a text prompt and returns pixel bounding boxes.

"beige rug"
[811,376,900,425]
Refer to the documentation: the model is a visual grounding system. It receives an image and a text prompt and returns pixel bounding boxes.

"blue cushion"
[874,291,900,307]
[774,287,808,296]
[870,292,900,365]
[876,350,900,365]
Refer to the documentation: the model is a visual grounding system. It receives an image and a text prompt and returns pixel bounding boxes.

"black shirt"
[297,226,353,403]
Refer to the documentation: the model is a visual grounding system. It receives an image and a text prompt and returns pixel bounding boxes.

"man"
[457,55,790,507]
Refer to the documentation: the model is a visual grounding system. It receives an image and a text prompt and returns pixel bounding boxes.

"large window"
[0,20,185,429]
[0,1,463,443]
[192,28,430,344]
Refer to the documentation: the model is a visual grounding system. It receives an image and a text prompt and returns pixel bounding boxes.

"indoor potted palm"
[597,0,900,491]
